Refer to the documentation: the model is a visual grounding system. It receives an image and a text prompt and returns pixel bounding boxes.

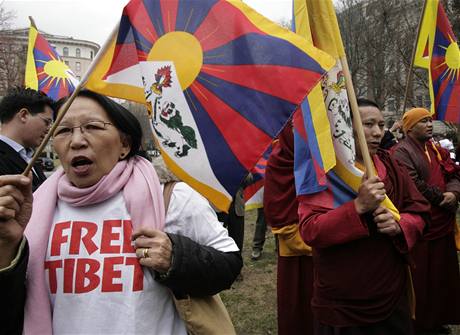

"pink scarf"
[23,156,165,334]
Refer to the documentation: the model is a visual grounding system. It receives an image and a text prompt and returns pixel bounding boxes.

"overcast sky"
[4,0,292,46]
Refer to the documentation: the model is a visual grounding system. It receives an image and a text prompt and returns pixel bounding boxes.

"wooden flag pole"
[22,22,119,176]
[339,55,375,177]
[402,0,427,114]
[28,16,37,29]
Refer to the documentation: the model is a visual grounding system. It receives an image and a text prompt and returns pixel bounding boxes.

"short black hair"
[56,90,143,159]
[356,98,380,110]
[0,87,55,123]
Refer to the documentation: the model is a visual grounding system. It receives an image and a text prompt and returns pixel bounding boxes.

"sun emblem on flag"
[30,31,78,100]
[37,55,74,89]
[436,35,460,81]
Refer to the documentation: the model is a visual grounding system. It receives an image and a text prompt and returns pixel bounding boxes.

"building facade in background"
[0,27,99,95]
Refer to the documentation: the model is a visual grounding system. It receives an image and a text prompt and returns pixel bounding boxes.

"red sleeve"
[393,213,426,253]
[298,193,370,248]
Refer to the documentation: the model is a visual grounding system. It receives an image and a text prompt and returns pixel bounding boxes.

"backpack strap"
[163,181,177,213]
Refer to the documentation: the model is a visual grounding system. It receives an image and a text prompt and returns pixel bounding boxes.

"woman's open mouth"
[70,156,93,175]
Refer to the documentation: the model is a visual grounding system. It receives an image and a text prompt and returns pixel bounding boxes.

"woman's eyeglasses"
[53,120,113,138]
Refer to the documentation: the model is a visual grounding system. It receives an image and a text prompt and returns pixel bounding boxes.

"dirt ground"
[221,209,460,335]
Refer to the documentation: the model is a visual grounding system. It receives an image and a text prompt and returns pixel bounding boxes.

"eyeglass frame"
[34,114,53,128]
[53,120,114,138]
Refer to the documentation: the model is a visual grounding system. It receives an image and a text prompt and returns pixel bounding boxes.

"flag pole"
[339,56,375,177]
[402,0,427,114]
[28,16,37,29]
[23,22,120,176]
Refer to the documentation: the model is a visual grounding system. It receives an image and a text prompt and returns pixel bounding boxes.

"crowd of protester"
[0,87,459,335]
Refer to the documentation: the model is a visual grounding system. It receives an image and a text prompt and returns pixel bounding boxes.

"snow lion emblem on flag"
[144,64,198,158]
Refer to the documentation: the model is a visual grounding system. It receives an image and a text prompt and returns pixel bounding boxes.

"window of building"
[90,51,94,59]
[63,47,69,56]
[64,60,69,66]
[76,62,81,72]
[76,76,81,80]
[76,48,81,57]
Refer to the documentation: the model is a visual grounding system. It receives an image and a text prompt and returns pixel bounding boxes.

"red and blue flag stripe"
[430,2,460,122]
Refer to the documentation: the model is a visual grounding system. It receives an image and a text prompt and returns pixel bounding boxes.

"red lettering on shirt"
[75,258,101,293]
[63,258,75,293]
[46,256,144,294]
[101,256,124,292]
[101,220,122,254]
[122,220,135,253]
[69,221,98,255]
[125,257,144,291]
[46,217,145,294]
[50,221,71,256]
[45,259,63,294]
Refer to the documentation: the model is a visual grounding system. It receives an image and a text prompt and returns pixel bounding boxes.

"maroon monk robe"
[264,123,314,335]
[394,138,460,332]
[298,150,430,329]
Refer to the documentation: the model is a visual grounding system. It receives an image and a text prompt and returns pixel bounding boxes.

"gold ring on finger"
[143,248,149,259]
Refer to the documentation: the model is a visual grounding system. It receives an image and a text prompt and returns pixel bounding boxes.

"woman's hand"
[373,206,401,236]
[132,227,173,273]
[354,174,386,214]
[0,175,32,268]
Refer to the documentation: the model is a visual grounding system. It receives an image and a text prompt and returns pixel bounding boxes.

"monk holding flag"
[401,0,460,330]
[394,108,460,333]
[298,99,430,334]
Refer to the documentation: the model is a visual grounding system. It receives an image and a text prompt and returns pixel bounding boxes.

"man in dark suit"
[0,87,54,191]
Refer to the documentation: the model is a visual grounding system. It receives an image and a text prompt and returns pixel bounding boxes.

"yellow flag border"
[25,25,39,90]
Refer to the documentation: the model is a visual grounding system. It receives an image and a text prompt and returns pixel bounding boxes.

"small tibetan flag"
[25,20,78,100]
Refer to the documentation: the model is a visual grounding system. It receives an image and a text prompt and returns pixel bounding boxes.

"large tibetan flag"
[86,0,334,211]
[414,0,460,122]
[25,24,78,100]
[292,0,359,203]
[292,0,400,218]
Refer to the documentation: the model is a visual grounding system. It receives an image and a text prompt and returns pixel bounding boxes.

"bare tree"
[0,1,14,30]
[0,40,26,94]
[443,0,460,36]
[0,3,22,95]
[337,0,429,118]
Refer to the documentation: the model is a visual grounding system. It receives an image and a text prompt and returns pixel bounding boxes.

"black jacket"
[0,242,28,335]
[0,237,242,334]
[156,233,242,298]
[0,139,46,192]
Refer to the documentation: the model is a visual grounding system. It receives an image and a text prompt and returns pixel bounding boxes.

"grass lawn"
[221,209,277,335]
[221,209,460,335]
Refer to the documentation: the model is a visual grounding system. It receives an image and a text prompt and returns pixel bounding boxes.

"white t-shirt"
[45,182,238,335]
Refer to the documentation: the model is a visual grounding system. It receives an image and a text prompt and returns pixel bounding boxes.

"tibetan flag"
[292,0,400,219]
[25,24,78,100]
[415,0,460,122]
[244,145,272,210]
[292,0,360,202]
[86,0,334,211]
